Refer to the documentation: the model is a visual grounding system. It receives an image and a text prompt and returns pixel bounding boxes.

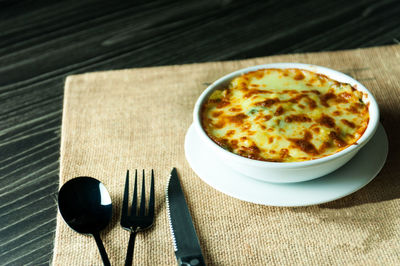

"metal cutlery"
[121,169,155,266]
[166,168,205,266]
[58,177,112,266]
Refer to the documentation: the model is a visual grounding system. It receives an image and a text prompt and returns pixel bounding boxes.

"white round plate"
[184,123,388,207]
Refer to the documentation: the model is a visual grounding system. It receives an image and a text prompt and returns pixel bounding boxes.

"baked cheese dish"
[201,68,369,162]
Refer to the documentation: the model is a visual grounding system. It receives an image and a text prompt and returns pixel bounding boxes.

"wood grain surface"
[0,0,399,265]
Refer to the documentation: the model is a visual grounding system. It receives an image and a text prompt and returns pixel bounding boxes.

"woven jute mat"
[53,45,400,265]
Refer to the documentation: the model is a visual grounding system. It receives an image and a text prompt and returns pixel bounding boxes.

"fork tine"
[121,170,129,221]
[131,169,138,216]
[139,169,146,216]
[148,169,155,218]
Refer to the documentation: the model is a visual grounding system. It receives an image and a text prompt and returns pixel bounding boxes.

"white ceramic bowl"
[193,63,380,183]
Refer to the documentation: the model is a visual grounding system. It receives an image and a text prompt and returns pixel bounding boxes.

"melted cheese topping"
[201,68,369,162]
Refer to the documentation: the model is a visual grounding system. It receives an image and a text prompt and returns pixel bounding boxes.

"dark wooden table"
[1,0,399,264]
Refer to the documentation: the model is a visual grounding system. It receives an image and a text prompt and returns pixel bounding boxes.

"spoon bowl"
[58,176,112,266]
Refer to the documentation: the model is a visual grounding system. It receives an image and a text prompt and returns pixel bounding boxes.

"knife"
[166,168,206,266]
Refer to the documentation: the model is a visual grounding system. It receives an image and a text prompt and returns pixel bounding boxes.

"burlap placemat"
[53,45,400,265]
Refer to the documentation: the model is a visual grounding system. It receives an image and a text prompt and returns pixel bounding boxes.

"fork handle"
[124,230,137,266]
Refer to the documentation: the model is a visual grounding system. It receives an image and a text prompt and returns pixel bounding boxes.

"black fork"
[120,169,155,266]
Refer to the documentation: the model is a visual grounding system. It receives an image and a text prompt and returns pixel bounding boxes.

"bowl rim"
[193,63,380,169]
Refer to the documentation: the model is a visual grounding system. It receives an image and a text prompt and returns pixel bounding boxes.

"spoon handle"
[93,232,111,266]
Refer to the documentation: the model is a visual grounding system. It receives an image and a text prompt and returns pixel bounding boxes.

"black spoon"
[58,176,112,266]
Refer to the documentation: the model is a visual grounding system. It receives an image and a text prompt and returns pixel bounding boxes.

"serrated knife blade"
[166,168,206,266]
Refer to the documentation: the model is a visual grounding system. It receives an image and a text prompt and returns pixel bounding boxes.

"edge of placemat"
[52,75,73,266]
[59,44,400,80]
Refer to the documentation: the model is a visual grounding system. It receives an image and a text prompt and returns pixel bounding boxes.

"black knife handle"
[178,255,206,266]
